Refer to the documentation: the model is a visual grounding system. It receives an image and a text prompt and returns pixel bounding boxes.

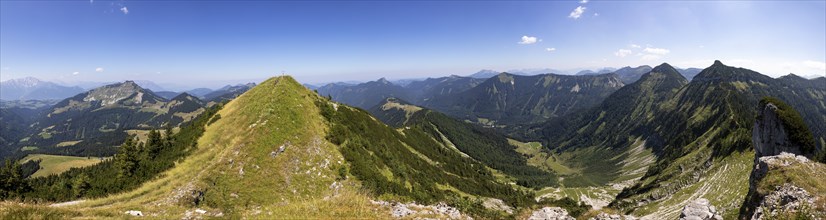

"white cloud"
[803,60,826,70]
[643,47,670,55]
[593,13,599,16]
[569,6,586,19]
[73,72,80,75]
[641,54,661,61]
[518,36,538,45]
[630,44,641,48]
[546,48,556,52]
[95,67,104,72]
[120,7,129,15]
[614,49,632,57]
[579,0,589,3]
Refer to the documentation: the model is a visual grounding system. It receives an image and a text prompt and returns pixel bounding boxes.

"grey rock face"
[589,212,638,220]
[679,198,723,220]
[750,153,810,187]
[528,207,575,220]
[751,183,815,220]
[752,103,801,158]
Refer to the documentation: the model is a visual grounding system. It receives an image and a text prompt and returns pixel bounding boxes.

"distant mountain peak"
[652,63,677,72]
[713,60,724,66]
[468,69,502,79]
[82,81,151,105]
[5,77,43,87]
[0,77,85,100]
[377,77,390,84]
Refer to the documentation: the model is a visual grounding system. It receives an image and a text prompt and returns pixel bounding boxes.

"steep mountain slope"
[0,77,85,100]
[368,97,557,188]
[740,97,825,219]
[21,76,551,219]
[0,109,29,156]
[527,63,687,188]
[429,72,624,125]
[404,75,484,106]
[603,61,826,218]
[15,81,205,157]
[316,78,411,109]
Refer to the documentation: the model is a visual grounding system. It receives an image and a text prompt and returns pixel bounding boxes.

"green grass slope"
[610,61,826,218]
[18,154,104,178]
[1,75,557,219]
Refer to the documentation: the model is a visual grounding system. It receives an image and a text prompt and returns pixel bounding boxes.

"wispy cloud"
[803,60,826,70]
[73,71,80,75]
[579,0,589,4]
[614,49,632,57]
[95,67,104,72]
[569,6,586,19]
[630,44,641,48]
[120,7,129,15]
[546,48,556,52]
[518,36,539,44]
[643,47,670,55]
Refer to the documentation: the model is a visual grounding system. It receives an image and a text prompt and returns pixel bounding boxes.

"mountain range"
[0,77,85,100]
[1,61,825,219]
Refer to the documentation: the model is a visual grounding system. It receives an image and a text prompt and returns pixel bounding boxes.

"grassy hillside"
[18,154,104,178]
[609,61,826,218]
[1,75,551,219]
[1,76,386,219]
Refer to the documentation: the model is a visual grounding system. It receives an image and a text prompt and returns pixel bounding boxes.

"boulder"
[124,210,143,216]
[679,198,722,220]
[528,207,575,220]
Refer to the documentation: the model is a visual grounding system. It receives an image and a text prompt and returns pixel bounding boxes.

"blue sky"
[1,0,824,89]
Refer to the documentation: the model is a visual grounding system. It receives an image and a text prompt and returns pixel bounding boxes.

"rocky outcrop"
[752,103,801,158]
[371,200,471,219]
[679,198,722,220]
[588,212,638,220]
[528,207,575,220]
[745,153,820,219]
[481,198,514,214]
[742,98,824,219]
[751,183,815,219]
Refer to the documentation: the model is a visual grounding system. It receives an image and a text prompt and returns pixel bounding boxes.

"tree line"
[0,102,224,202]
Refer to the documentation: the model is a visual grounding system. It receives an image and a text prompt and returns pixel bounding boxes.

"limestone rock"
[679,198,722,220]
[751,184,816,220]
[589,212,638,220]
[482,198,514,214]
[125,210,143,216]
[752,103,801,158]
[528,207,575,220]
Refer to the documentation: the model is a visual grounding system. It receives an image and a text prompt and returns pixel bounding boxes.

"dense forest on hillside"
[0,102,224,202]
[317,98,536,218]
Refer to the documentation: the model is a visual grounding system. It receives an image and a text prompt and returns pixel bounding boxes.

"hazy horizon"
[2,1,825,87]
